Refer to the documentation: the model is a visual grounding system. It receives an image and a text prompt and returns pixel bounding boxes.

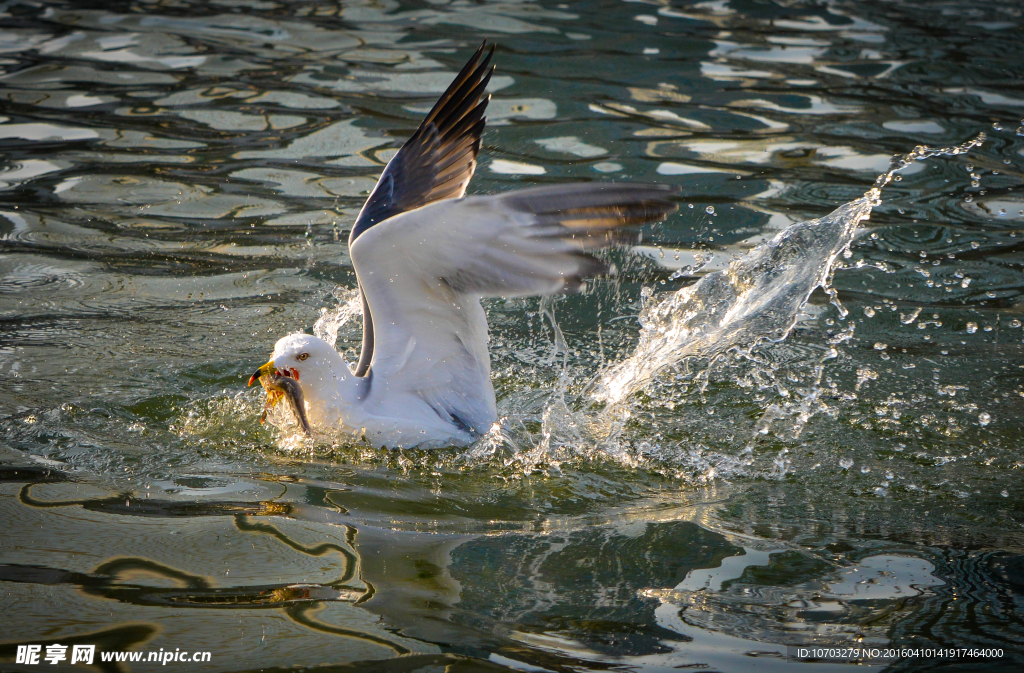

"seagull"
[248,42,678,448]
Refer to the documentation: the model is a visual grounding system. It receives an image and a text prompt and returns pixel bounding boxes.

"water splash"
[587,135,985,416]
[312,287,361,348]
[589,196,872,408]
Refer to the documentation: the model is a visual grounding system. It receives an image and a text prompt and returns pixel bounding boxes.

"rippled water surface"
[2,0,1023,671]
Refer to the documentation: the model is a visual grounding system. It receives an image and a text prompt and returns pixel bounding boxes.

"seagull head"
[247,333,353,434]
[247,333,341,388]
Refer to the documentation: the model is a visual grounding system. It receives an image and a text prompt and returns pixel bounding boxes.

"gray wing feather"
[349,182,678,429]
[350,41,495,376]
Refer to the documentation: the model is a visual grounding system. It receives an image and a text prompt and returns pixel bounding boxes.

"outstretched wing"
[349,183,679,432]
[350,41,495,376]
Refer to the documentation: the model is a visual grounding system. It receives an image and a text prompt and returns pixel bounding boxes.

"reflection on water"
[1,0,1023,670]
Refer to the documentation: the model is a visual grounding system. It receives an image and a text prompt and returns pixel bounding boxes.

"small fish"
[250,368,313,436]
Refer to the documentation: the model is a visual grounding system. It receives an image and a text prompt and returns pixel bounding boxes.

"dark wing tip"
[503,182,678,289]
[350,39,499,375]
[559,254,613,293]
[502,182,680,227]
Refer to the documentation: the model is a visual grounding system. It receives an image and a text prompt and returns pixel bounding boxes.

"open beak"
[248,360,275,387]
[250,360,285,426]
[247,360,311,435]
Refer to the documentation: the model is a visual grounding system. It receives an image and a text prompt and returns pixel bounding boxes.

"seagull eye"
[297,353,309,361]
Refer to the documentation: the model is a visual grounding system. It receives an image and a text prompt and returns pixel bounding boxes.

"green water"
[1,0,1023,671]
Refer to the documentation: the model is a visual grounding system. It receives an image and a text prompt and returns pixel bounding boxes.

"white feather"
[262,184,676,448]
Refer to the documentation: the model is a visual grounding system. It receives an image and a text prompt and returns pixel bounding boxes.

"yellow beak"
[249,360,285,425]
[248,361,275,387]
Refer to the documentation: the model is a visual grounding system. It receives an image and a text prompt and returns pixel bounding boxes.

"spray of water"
[312,287,362,348]
[586,136,985,415]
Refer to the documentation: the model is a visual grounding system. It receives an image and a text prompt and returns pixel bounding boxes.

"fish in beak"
[248,361,312,436]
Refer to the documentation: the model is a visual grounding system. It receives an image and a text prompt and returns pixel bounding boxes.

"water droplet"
[688,203,694,209]
[978,412,991,426]
[839,458,854,470]
[894,175,902,182]
[1002,490,1009,498]
[705,205,715,215]
[864,307,876,318]
[966,322,978,333]
[964,195,973,203]
[860,465,871,474]
[1009,319,1022,328]
[900,307,921,324]
[970,241,980,249]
